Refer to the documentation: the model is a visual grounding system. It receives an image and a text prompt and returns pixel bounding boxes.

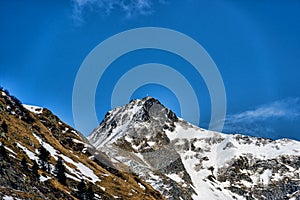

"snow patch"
[71,130,80,136]
[260,169,272,185]
[40,175,51,182]
[166,173,183,183]
[3,196,14,200]
[22,104,43,114]
[99,186,106,191]
[4,146,16,155]
[16,143,38,161]
[66,173,81,182]
[76,162,100,183]
[33,133,99,183]
[33,133,58,159]
[72,138,84,144]
[147,141,155,147]
[62,127,69,133]
[138,182,146,190]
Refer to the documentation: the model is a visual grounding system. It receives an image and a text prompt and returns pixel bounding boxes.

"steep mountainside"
[0,88,164,200]
[89,97,300,200]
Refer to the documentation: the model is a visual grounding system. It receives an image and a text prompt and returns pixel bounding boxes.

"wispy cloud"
[71,0,165,22]
[223,98,300,138]
[228,98,300,122]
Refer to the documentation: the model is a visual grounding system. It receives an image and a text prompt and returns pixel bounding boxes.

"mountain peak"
[3,86,299,200]
[88,97,300,200]
[88,96,179,148]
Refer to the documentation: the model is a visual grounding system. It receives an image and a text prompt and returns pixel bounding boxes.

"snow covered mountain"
[1,86,299,200]
[0,88,164,199]
[88,97,300,200]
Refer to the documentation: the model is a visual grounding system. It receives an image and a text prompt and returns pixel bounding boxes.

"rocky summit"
[1,87,300,200]
[88,97,300,200]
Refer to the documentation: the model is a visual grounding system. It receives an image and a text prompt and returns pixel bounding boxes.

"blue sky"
[1,0,300,140]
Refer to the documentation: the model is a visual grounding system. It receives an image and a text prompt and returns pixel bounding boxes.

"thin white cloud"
[223,97,300,137]
[71,0,164,22]
[227,97,300,123]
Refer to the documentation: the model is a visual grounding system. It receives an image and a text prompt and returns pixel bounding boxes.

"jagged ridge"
[88,97,300,200]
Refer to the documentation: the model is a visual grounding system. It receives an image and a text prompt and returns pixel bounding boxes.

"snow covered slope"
[88,97,300,200]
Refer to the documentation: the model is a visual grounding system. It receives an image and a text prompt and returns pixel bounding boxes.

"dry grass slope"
[0,87,165,200]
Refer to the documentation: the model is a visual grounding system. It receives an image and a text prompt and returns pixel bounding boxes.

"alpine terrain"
[1,86,300,200]
[89,97,300,200]
[0,87,164,200]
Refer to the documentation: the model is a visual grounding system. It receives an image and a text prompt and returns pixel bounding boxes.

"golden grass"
[0,93,165,200]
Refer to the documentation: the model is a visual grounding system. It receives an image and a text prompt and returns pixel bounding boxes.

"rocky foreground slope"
[89,97,300,200]
[0,88,164,199]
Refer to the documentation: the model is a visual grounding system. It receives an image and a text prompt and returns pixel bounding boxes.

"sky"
[0,0,300,140]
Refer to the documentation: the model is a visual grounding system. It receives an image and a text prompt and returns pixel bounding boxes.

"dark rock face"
[218,155,300,200]
[89,97,197,200]
[167,110,178,122]
[125,98,196,199]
